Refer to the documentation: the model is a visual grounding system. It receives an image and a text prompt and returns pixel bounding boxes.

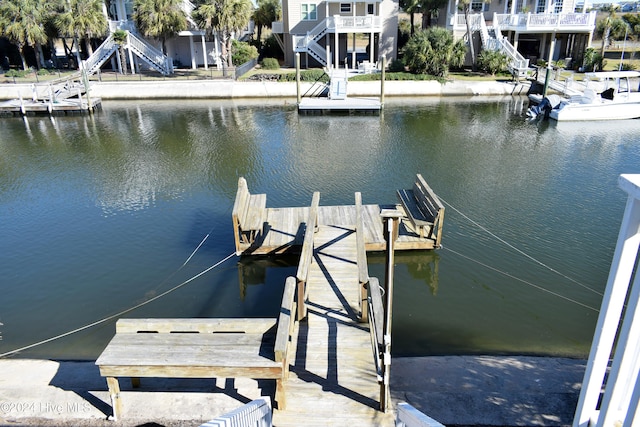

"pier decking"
[272,222,394,426]
[239,203,440,255]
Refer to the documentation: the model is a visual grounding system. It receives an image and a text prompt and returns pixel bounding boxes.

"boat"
[548,71,640,121]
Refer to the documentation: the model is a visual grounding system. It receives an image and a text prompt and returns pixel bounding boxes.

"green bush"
[620,62,637,71]
[583,47,605,72]
[402,28,466,77]
[388,58,405,72]
[5,69,26,78]
[477,50,509,75]
[278,69,329,82]
[232,40,259,66]
[261,57,280,70]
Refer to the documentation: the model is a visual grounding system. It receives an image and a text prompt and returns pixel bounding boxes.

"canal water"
[1,97,639,360]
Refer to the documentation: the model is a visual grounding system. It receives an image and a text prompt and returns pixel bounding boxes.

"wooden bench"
[232,177,267,254]
[397,174,445,248]
[95,276,297,420]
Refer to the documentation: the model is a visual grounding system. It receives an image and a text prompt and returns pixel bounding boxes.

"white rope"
[439,196,603,297]
[443,246,599,312]
[0,251,236,359]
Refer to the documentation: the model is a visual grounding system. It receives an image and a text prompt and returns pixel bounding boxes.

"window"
[471,0,485,12]
[554,0,563,13]
[302,3,317,20]
[536,0,546,13]
[367,3,374,14]
[340,3,351,13]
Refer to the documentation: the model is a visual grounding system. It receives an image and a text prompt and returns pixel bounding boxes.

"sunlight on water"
[1,98,639,359]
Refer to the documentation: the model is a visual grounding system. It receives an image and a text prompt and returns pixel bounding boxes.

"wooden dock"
[246,204,438,254]
[0,72,101,116]
[298,97,382,115]
[272,221,394,426]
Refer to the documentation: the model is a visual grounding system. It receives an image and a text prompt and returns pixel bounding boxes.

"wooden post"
[380,209,402,412]
[296,53,301,105]
[381,57,385,105]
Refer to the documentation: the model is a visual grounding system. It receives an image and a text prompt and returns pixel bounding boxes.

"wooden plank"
[115,318,276,334]
[275,276,297,363]
[296,192,320,283]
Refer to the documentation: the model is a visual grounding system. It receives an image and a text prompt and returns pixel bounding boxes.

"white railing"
[573,174,640,427]
[494,11,596,31]
[127,32,173,74]
[108,20,136,33]
[396,402,445,427]
[84,36,117,75]
[200,398,272,427]
[327,15,382,32]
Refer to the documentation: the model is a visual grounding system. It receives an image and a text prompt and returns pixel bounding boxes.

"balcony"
[326,15,382,33]
[494,11,597,32]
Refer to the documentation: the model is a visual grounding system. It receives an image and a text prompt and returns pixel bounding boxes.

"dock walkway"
[273,223,394,426]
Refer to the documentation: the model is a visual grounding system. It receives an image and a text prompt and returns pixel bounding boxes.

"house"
[87,0,253,75]
[271,0,399,69]
[435,0,597,73]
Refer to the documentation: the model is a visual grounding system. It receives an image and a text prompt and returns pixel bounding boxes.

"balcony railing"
[326,15,382,32]
[494,11,596,31]
[109,20,136,33]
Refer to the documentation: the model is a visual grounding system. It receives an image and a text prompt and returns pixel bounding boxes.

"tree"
[599,4,620,58]
[133,0,187,54]
[402,27,466,76]
[420,0,448,29]
[0,0,51,69]
[253,0,280,45]
[399,0,421,35]
[55,0,108,57]
[193,0,253,68]
[457,0,486,71]
[112,29,129,74]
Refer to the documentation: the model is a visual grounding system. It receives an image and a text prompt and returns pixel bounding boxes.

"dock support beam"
[380,209,402,412]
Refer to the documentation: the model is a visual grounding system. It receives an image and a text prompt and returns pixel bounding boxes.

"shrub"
[583,47,605,72]
[5,69,26,78]
[278,69,329,82]
[620,62,637,71]
[261,57,279,70]
[260,34,283,60]
[402,28,466,77]
[232,40,259,66]
[388,58,405,72]
[477,50,509,75]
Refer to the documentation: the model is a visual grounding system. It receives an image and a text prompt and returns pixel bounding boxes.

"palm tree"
[600,4,620,58]
[421,0,448,29]
[112,29,129,74]
[55,0,108,57]
[458,0,483,71]
[399,0,421,35]
[133,0,188,54]
[193,0,253,68]
[0,0,51,69]
[253,0,280,45]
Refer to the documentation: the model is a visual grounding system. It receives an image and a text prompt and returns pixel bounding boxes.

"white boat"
[549,71,640,121]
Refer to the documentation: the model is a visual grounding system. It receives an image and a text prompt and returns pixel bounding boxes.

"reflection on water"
[1,98,639,360]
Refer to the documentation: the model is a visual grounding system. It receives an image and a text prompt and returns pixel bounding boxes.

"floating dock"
[0,73,100,116]
[298,96,382,115]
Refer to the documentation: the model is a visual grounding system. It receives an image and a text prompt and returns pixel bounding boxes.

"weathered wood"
[355,192,369,323]
[115,318,277,334]
[232,177,267,253]
[396,174,445,247]
[275,276,296,364]
[296,192,320,320]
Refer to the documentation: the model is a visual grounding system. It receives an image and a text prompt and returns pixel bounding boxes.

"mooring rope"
[0,251,237,359]
[438,196,604,297]
[442,246,599,312]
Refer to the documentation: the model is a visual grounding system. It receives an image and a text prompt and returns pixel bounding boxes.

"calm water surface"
[1,97,639,360]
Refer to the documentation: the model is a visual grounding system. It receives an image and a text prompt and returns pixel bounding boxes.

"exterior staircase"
[83,30,173,75]
[294,19,330,67]
[478,16,529,78]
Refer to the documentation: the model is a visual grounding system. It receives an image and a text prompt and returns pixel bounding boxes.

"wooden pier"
[0,73,101,116]
[95,175,444,424]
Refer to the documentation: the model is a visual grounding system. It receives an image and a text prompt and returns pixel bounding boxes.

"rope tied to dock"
[0,250,237,359]
[438,196,603,298]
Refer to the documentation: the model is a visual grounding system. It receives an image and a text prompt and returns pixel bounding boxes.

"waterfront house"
[270,0,399,69]
[86,0,253,75]
[435,0,596,75]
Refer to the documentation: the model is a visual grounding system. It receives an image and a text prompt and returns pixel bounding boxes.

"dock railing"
[295,192,320,320]
[367,276,385,409]
[355,192,370,322]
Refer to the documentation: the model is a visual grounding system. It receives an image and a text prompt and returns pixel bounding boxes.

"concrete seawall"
[0,79,531,101]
